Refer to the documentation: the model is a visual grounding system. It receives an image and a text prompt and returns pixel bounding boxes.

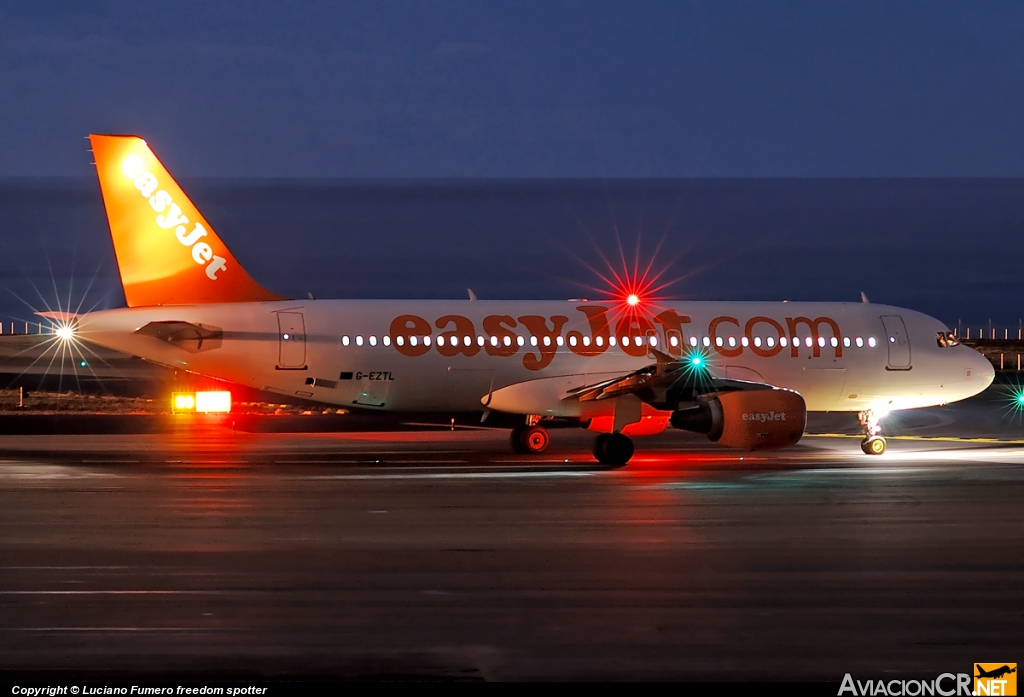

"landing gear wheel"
[861,436,886,455]
[511,425,550,454]
[594,433,634,466]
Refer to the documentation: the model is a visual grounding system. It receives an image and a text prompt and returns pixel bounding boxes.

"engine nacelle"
[670,389,806,450]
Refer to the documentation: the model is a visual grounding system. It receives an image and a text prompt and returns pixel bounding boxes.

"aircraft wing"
[564,348,773,407]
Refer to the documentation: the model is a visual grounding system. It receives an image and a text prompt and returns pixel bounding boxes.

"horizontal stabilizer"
[134,320,223,352]
[35,311,79,322]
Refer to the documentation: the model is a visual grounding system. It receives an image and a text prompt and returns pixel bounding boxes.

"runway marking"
[285,470,598,481]
[0,590,234,595]
[81,459,141,464]
[0,627,225,632]
[273,459,470,465]
[809,433,1024,444]
[0,566,134,570]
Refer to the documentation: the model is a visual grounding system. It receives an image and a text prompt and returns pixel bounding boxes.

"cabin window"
[383,336,392,347]
[868,337,877,347]
[341,336,350,346]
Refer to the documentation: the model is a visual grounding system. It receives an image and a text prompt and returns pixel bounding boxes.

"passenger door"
[276,311,307,369]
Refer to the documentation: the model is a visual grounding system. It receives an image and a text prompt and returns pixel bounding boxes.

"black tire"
[510,425,528,453]
[596,433,634,466]
[861,436,887,455]
[592,433,610,461]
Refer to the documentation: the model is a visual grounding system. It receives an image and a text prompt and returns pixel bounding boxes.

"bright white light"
[55,325,74,341]
[195,391,231,413]
[626,294,640,306]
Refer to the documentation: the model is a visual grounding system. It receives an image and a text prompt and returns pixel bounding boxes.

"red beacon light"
[626,293,641,307]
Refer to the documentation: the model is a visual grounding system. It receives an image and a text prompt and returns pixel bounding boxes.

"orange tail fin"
[89,134,286,307]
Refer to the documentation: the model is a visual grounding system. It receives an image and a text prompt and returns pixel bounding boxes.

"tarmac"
[0,386,1022,680]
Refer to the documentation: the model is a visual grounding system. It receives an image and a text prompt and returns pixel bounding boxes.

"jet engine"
[670,389,806,450]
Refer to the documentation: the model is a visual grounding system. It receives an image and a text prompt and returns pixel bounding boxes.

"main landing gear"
[859,409,887,455]
[592,433,634,467]
[510,422,551,454]
[508,417,635,466]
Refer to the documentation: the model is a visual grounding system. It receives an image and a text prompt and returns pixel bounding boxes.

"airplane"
[54,134,995,465]
[976,666,1017,680]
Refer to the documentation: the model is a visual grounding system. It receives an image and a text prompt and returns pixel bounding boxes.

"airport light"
[55,324,74,341]
[173,393,196,412]
[196,391,232,413]
[172,391,232,414]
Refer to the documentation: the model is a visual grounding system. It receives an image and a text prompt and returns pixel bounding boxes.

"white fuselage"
[76,299,994,417]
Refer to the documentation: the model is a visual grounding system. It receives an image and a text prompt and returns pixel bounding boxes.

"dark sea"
[0,178,1021,333]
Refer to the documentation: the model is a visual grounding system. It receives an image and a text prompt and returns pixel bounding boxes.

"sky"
[2,1,1024,178]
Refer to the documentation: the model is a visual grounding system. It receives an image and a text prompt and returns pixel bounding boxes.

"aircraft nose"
[972,350,995,390]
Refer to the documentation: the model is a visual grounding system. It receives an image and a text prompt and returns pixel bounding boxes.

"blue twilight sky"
[1,1,1023,178]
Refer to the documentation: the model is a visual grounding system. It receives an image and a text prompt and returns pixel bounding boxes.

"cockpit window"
[936,331,960,348]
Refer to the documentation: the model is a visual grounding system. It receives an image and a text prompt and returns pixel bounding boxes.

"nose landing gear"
[858,410,887,455]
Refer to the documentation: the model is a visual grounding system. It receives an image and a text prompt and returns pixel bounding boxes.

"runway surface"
[1,388,1024,680]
